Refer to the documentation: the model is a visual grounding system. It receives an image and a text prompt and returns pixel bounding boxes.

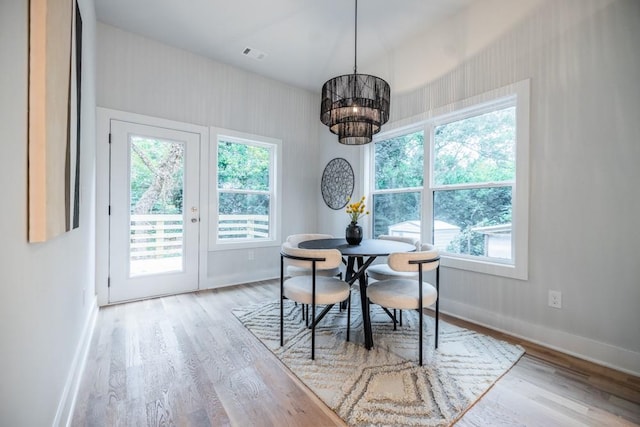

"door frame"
[96,108,209,306]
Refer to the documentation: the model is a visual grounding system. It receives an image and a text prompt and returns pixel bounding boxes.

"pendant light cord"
[353,0,358,75]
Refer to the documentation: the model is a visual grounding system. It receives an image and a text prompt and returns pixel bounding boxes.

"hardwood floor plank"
[72,280,639,426]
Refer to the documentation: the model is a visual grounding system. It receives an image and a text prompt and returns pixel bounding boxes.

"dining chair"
[366,248,440,366]
[283,235,344,325]
[280,244,351,360]
[285,234,341,278]
[366,235,422,282]
[367,236,423,327]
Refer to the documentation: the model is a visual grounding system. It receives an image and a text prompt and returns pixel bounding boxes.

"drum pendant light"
[320,0,390,145]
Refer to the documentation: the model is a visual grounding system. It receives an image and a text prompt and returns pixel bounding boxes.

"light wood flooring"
[72,280,640,426]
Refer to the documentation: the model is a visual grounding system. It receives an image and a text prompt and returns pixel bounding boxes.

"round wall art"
[321,157,354,210]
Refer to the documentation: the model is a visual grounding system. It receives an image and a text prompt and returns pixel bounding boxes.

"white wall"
[95,24,321,293]
[316,132,368,237]
[319,0,640,374]
[0,0,98,425]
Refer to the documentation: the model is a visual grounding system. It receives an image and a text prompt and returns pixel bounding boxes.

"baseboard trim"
[441,297,640,377]
[203,270,278,290]
[53,296,99,427]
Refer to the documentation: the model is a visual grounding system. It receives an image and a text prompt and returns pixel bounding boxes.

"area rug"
[233,293,524,426]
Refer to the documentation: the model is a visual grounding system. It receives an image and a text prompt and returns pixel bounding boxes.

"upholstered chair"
[280,244,351,360]
[367,248,440,365]
[366,235,422,282]
[285,234,341,278]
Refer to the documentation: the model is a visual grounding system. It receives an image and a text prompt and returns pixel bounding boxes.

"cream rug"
[233,294,524,426]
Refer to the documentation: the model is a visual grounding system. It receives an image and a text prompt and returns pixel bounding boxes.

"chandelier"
[320,0,390,145]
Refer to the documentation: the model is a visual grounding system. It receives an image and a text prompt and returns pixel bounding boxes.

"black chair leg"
[280,296,284,347]
[393,309,397,331]
[419,308,423,366]
[435,300,439,349]
[346,293,351,342]
[305,304,309,327]
[435,265,440,349]
[280,256,284,347]
[311,302,316,360]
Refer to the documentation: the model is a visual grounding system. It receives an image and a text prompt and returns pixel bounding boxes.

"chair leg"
[419,308,423,366]
[280,295,284,347]
[400,310,403,327]
[348,297,352,339]
[435,265,440,349]
[418,265,424,365]
[393,309,397,331]
[311,302,316,360]
[280,256,284,347]
[435,299,439,349]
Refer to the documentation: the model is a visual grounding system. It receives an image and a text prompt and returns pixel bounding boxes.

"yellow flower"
[345,195,369,223]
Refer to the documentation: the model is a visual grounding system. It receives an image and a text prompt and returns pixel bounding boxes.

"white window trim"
[208,127,282,251]
[369,80,529,280]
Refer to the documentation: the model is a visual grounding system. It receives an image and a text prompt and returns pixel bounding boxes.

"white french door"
[108,120,200,303]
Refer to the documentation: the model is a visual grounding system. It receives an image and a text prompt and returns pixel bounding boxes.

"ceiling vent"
[242,47,267,61]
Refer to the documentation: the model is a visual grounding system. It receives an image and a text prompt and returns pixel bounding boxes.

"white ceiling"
[94,0,476,92]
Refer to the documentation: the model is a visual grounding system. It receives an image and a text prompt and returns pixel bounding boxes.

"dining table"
[298,237,416,350]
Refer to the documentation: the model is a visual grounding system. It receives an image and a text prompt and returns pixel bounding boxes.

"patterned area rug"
[233,293,524,426]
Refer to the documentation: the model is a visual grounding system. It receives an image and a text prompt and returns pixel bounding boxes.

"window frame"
[369,80,529,280]
[369,125,425,240]
[208,127,282,251]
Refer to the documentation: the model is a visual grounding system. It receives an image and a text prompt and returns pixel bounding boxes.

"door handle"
[191,217,199,223]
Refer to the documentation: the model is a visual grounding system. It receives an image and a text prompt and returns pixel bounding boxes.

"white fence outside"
[129,213,270,260]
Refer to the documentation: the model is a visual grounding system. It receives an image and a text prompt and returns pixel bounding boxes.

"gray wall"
[0,0,98,425]
[319,0,640,374]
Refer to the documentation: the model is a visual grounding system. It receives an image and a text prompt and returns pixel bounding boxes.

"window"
[371,129,424,240]
[209,128,281,250]
[370,81,529,279]
[432,105,515,261]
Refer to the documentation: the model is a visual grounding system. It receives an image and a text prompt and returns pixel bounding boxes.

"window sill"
[209,239,280,252]
[440,254,528,281]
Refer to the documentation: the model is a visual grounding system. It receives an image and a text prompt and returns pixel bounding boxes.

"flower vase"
[345,222,363,245]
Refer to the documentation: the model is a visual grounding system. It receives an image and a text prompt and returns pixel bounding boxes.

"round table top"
[298,238,416,257]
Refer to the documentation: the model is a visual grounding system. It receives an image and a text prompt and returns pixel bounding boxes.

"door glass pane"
[129,136,184,276]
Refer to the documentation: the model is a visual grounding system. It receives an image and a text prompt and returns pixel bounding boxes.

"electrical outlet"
[248,250,255,261]
[548,290,562,309]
